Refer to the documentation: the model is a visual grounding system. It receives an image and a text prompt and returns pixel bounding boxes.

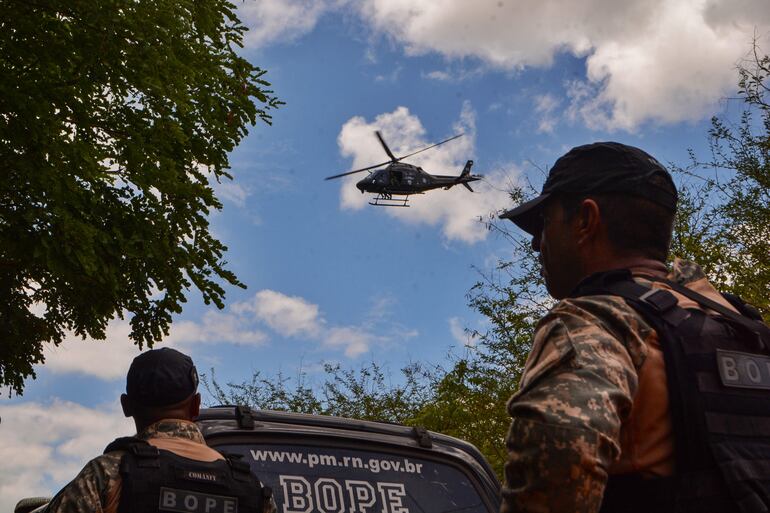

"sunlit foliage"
[0,0,281,394]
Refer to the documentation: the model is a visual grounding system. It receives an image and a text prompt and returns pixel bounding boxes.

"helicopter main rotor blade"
[325,131,464,181]
[397,133,464,161]
[324,161,391,181]
[376,131,397,161]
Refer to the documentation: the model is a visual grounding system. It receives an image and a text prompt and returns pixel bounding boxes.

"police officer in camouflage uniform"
[45,348,276,513]
[499,142,770,513]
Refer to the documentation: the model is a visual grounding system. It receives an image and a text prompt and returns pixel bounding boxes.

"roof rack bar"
[200,407,443,449]
[235,405,254,430]
[412,426,432,448]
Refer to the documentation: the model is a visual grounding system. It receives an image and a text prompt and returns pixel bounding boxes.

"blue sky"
[2,0,769,507]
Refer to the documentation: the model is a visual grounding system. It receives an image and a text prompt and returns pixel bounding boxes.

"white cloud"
[422,65,486,82]
[324,326,373,357]
[41,289,417,380]
[196,163,250,208]
[231,0,768,130]
[353,0,770,130]
[703,0,770,31]
[214,181,250,208]
[237,0,329,48]
[0,399,132,513]
[573,0,763,130]
[336,103,516,243]
[375,64,404,82]
[449,317,478,348]
[43,309,268,380]
[233,290,414,357]
[232,290,323,337]
[534,94,560,133]
[365,47,378,64]
[43,321,144,380]
[168,310,268,346]
[424,70,452,81]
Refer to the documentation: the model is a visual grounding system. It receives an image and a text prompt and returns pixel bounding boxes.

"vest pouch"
[599,474,675,513]
[711,438,770,513]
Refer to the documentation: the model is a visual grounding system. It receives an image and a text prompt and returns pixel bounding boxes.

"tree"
[670,45,770,319]
[204,361,434,424]
[0,0,282,394]
[410,233,547,475]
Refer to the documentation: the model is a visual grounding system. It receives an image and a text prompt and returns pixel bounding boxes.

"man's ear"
[120,394,133,418]
[189,393,201,420]
[576,198,602,245]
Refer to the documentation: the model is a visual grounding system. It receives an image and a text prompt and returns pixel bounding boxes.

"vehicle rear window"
[217,443,491,513]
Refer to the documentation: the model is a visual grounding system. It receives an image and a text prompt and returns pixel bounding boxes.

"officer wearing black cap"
[499,142,770,513]
[45,348,275,513]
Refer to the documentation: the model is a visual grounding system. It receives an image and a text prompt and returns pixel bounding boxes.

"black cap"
[500,142,677,236]
[125,348,199,407]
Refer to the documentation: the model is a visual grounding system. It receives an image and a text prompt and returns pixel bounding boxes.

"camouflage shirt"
[501,259,726,513]
[44,419,277,513]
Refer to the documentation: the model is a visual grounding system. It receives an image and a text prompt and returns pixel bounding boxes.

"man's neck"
[621,257,668,277]
[583,256,668,279]
[134,416,192,434]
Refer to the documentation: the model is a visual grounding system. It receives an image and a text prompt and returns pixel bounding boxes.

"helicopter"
[325,131,482,207]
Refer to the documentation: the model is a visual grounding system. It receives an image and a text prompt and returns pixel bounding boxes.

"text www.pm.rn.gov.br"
[249,450,425,475]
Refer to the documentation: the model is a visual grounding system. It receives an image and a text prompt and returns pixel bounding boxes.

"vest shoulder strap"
[639,275,770,335]
[721,292,764,322]
[571,269,690,328]
[104,436,146,454]
[105,436,161,472]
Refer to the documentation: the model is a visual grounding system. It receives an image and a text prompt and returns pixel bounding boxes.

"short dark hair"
[558,174,676,261]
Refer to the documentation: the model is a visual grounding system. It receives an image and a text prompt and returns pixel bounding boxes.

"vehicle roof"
[196,406,500,501]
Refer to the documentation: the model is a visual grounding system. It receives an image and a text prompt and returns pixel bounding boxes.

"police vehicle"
[15,406,501,513]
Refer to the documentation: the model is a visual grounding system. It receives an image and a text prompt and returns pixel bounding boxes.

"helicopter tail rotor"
[460,160,473,177]
[453,160,483,192]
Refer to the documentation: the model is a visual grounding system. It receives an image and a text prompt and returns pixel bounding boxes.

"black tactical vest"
[571,270,770,513]
[104,437,269,513]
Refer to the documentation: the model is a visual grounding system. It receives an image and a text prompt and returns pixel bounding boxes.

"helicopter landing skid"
[369,193,419,207]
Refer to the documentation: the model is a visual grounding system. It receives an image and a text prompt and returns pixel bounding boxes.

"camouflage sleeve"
[501,296,649,513]
[44,452,123,513]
